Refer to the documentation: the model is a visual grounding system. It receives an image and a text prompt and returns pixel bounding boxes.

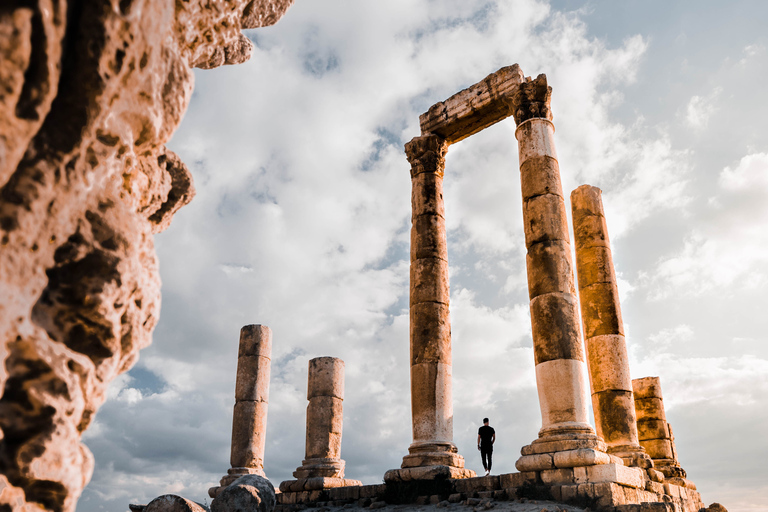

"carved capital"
[405,134,448,178]
[510,74,553,125]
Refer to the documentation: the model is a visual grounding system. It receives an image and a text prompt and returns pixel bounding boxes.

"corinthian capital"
[510,74,553,125]
[405,134,448,178]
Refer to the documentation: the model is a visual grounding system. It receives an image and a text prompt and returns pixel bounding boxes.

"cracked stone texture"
[0,0,294,510]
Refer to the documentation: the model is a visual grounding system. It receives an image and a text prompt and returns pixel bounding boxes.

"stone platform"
[275,465,707,512]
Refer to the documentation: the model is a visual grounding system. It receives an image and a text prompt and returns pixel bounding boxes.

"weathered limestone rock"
[571,185,651,468]
[209,325,273,499]
[144,494,208,512]
[633,377,688,478]
[0,2,293,510]
[280,357,361,492]
[510,75,609,472]
[212,474,276,512]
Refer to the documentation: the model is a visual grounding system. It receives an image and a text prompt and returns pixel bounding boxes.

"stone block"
[646,481,665,494]
[304,397,343,460]
[575,245,617,290]
[516,117,558,163]
[663,482,682,499]
[477,491,494,499]
[640,439,674,460]
[235,355,271,402]
[448,493,463,503]
[429,495,441,504]
[516,452,555,472]
[632,377,663,400]
[529,292,584,364]
[411,214,447,261]
[523,437,605,455]
[666,477,695,490]
[572,214,610,251]
[307,357,345,400]
[553,448,611,468]
[579,282,624,338]
[585,334,633,394]
[520,155,564,200]
[561,484,578,502]
[409,363,453,443]
[419,65,524,144]
[540,468,575,485]
[239,325,273,358]
[499,472,537,488]
[526,240,576,299]
[592,390,638,446]
[231,401,268,469]
[636,419,669,441]
[646,468,665,483]
[635,399,666,424]
[549,485,563,501]
[411,172,445,216]
[145,495,207,512]
[535,358,592,427]
[410,257,450,305]
[492,490,507,500]
[359,485,380,499]
[410,302,451,365]
[523,194,570,246]
[579,464,644,489]
[454,475,499,493]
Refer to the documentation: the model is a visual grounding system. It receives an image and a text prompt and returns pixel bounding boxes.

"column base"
[293,458,345,479]
[279,477,362,493]
[516,424,618,472]
[208,467,265,498]
[385,441,475,482]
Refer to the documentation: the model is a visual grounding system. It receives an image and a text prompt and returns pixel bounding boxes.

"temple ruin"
[0,0,727,508]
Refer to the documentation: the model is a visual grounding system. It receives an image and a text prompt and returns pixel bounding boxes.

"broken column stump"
[280,357,361,492]
[571,185,652,469]
[209,325,273,499]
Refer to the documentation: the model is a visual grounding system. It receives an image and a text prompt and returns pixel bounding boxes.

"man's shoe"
[484,470,490,476]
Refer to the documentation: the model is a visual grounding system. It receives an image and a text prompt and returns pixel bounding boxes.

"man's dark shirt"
[478,425,495,449]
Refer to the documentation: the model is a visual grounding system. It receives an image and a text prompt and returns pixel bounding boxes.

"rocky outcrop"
[0,0,294,510]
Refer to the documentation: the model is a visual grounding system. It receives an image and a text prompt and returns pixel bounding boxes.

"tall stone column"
[511,75,610,472]
[385,134,473,481]
[632,377,687,479]
[571,185,651,468]
[209,325,272,499]
[280,357,361,492]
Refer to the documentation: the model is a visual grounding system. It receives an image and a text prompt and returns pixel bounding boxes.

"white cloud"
[643,152,768,299]
[684,87,722,130]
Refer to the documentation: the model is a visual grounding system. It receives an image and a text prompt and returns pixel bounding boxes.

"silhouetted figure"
[477,418,495,476]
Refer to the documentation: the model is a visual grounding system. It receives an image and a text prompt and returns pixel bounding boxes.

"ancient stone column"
[571,185,651,468]
[511,75,610,472]
[209,325,272,499]
[280,357,361,492]
[633,377,687,478]
[385,135,473,481]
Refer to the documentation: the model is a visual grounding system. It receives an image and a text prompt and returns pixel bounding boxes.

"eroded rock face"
[0,0,294,510]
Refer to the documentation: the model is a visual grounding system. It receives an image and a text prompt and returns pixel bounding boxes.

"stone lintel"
[419,65,525,144]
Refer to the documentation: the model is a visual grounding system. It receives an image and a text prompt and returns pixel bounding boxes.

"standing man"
[477,418,495,476]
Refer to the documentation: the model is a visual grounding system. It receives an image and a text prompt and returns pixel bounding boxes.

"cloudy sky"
[78,1,768,511]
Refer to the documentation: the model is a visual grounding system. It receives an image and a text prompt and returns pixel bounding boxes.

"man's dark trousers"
[481,446,492,472]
